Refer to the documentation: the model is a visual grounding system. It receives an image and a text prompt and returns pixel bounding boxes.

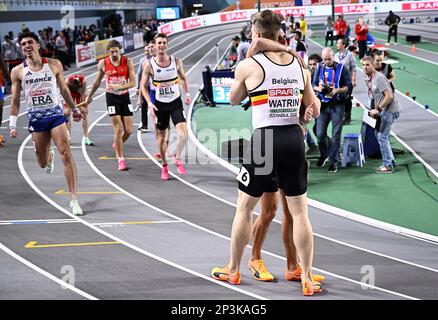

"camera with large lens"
[321,84,333,96]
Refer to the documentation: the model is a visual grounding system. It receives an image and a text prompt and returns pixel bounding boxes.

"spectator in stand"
[55,30,70,70]
[2,36,19,73]
[73,26,82,45]
[107,25,114,38]
[355,17,368,59]
[325,16,334,46]
[299,14,307,42]
[334,14,347,40]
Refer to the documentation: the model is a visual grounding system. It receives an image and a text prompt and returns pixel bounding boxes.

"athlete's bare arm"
[9,65,23,138]
[301,68,321,120]
[176,57,190,105]
[140,62,156,111]
[247,38,307,68]
[86,59,105,104]
[137,59,149,99]
[230,59,255,105]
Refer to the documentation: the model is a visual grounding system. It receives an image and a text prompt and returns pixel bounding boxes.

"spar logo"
[268,88,294,97]
[402,1,438,11]
[78,47,92,62]
[29,89,52,97]
[220,11,249,22]
[183,18,203,30]
[160,24,173,35]
[273,8,306,17]
[335,4,370,14]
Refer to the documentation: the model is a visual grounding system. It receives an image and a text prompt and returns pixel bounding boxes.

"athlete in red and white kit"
[64,74,93,146]
[86,39,136,171]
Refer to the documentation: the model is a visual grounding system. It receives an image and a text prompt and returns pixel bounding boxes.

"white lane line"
[0,242,98,300]
[94,220,183,227]
[387,46,438,66]
[0,218,182,227]
[0,218,76,226]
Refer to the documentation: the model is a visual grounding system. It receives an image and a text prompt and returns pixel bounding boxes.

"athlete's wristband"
[71,108,79,114]
[9,115,17,129]
[185,93,190,96]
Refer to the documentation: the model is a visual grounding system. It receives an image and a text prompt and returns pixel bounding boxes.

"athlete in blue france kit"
[9,32,86,215]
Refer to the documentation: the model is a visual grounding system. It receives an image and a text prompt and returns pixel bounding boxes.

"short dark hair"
[308,53,322,63]
[107,39,122,50]
[155,32,168,40]
[370,48,383,57]
[18,32,39,45]
[251,10,281,41]
[294,30,302,39]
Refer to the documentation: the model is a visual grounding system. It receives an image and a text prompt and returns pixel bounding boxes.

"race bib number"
[108,106,116,115]
[236,166,250,187]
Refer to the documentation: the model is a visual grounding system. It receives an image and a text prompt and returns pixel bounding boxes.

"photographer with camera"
[362,56,400,174]
[313,47,351,173]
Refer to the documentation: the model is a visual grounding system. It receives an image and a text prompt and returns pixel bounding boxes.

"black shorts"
[155,98,186,131]
[237,125,307,197]
[106,92,133,117]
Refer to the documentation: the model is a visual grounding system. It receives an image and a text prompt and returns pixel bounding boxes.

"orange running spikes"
[285,266,325,283]
[302,280,322,296]
[211,266,241,285]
